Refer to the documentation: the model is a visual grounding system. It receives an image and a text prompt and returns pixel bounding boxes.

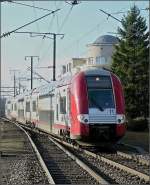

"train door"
[67,87,71,127]
[59,87,69,129]
[18,98,25,123]
[38,94,51,133]
[31,93,38,126]
[36,93,39,127]
[25,96,31,123]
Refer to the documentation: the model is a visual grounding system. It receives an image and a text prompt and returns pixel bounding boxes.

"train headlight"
[117,114,126,124]
[77,114,89,124]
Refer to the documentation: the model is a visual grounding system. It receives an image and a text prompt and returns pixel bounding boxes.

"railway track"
[0,118,52,185]
[2,118,149,184]
[30,132,109,184]
[52,137,150,184]
[2,118,111,184]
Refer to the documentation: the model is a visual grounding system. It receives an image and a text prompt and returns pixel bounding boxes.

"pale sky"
[1,0,149,96]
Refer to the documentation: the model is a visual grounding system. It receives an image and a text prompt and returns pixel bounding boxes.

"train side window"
[60,96,66,114]
[26,102,30,112]
[32,101,36,112]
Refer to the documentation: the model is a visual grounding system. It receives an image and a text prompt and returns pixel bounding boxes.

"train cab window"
[32,101,36,112]
[60,96,66,114]
[26,102,30,112]
[86,76,115,110]
[88,89,115,109]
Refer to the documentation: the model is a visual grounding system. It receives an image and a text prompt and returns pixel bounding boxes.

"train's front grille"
[89,115,116,124]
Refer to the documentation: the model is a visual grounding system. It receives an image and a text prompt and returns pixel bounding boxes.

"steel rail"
[51,136,150,183]
[49,136,110,185]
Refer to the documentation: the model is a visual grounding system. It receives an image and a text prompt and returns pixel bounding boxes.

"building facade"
[87,35,118,68]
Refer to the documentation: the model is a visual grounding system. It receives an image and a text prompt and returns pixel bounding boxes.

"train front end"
[70,68,126,144]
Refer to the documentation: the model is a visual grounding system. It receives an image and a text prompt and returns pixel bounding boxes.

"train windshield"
[88,89,115,109]
[86,76,115,110]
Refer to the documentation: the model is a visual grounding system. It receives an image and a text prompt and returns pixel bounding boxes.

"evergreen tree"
[111,5,149,119]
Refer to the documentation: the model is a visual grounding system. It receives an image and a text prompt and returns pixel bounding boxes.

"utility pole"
[53,34,56,81]
[41,33,64,81]
[10,69,20,97]
[14,73,16,97]
[15,32,64,81]
[25,56,39,90]
[18,78,21,94]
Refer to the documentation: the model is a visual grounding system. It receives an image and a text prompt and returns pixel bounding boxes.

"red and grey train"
[5,67,126,145]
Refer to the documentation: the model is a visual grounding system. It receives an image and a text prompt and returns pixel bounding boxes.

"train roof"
[7,66,112,102]
[82,66,111,76]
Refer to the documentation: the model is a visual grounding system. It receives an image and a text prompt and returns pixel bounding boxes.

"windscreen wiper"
[90,97,104,111]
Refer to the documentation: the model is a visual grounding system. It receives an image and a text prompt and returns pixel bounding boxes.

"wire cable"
[54,1,60,33]
[111,7,149,15]
[7,0,53,12]
[27,66,50,83]
[32,1,40,32]
[1,8,60,38]
[38,1,67,62]
[57,18,106,58]
[40,5,74,61]
[58,5,73,33]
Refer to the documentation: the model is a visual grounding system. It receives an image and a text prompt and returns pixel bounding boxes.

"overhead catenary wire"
[0,8,60,38]
[57,18,106,58]
[39,2,75,64]
[54,1,60,33]
[27,66,50,84]
[99,9,121,23]
[40,4,74,62]
[58,5,74,33]
[111,7,149,15]
[38,19,55,60]
[38,1,66,63]
[107,7,149,40]
[6,0,53,12]
[15,31,64,82]
[32,1,40,32]
[33,14,56,60]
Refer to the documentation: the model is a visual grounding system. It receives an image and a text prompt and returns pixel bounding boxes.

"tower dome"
[93,35,118,45]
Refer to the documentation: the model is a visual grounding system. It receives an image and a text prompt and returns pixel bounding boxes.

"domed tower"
[87,35,118,67]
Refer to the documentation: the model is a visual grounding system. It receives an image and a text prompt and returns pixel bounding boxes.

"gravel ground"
[136,154,150,162]
[66,146,149,184]
[0,154,49,185]
[0,120,50,185]
[99,153,149,175]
